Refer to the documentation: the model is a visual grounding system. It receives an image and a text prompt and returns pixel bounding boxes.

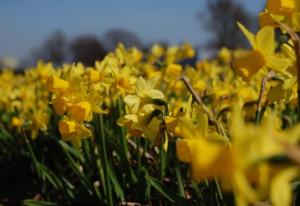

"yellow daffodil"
[218,47,232,63]
[59,118,92,147]
[233,23,292,81]
[118,104,162,141]
[117,114,143,137]
[180,43,195,59]
[2,36,300,206]
[176,112,231,181]
[11,116,23,127]
[69,101,92,122]
[260,0,300,31]
[165,63,182,78]
[110,65,136,97]
[52,97,69,115]
[270,167,299,206]
[124,76,164,113]
[46,75,69,93]
[229,106,300,206]
[151,44,164,58]
[267,0,295,16]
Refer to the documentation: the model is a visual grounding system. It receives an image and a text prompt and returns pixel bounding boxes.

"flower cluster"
[260,0,300,31]
[1,2,300,205]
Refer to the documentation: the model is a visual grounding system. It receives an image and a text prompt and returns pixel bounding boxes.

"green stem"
[255,109,261,125]
[214,177,224,205]
[22,128,40,175]
[174,158,185,198]
[94,142,106,197]
[96,114,113,206]
[137,137,141,176]
[191,181,206,206]
[298,89,300,122]
[159,144,166,181]
[118,98,137,183]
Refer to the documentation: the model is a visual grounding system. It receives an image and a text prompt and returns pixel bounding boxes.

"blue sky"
[0,0,265,59]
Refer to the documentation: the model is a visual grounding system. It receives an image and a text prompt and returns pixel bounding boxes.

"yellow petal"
[176,139,197,162]
[136,77,148,96]
[233,50,266,81]
[53,97,68,115]
[292,12,300,30]
[231,105,245,140]
[237,22,256,49]
[59,119,76,136]
[77,124,92,139]
[146,89,165,100]
[266,56,292,75]
[259,11,279,28]
[143,117,160,142]
[283,77,296,90]
[281,43,296,61]
[270,168,298,206]
[178,118,198,139]
[124,95,140,113]
[166,63,182,77]
[151,44,164,57]
[195,111,208,138]
[268,82,287,102]
[147,76,160,89]
[190,140,232,181]
[46,75,69,93]
[234,171,259,204]
[11,117,22,127]
[267,0,295,15]
[256,26,275,54]
[69,101,92,122]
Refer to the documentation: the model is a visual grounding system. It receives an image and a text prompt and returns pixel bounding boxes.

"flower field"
[2,1,300,206]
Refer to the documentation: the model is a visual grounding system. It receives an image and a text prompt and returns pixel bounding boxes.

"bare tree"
[104,28,142,50]
[31,30,67,65]
[70,35,106,66]
[199,0,256,54]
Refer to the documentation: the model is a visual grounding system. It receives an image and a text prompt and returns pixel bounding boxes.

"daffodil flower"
[229,106,300,206]
[124,76,165,113]
[46,75,69,93]
[267,0,296,16]
[59,118,92,148]
[233,23,292,81]
[118,104,161,141]
[176,112,231,181]
[260,0,300,31]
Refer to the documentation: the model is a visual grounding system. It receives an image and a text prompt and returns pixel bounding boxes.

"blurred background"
[0,0,265,70]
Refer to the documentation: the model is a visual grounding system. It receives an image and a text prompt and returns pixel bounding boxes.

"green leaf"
[59,142,93,195]
[23,199,57,206]
[58,140,84,162]
[145,175,175,203]
[108,161,125,201]
[137,168,150,202]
